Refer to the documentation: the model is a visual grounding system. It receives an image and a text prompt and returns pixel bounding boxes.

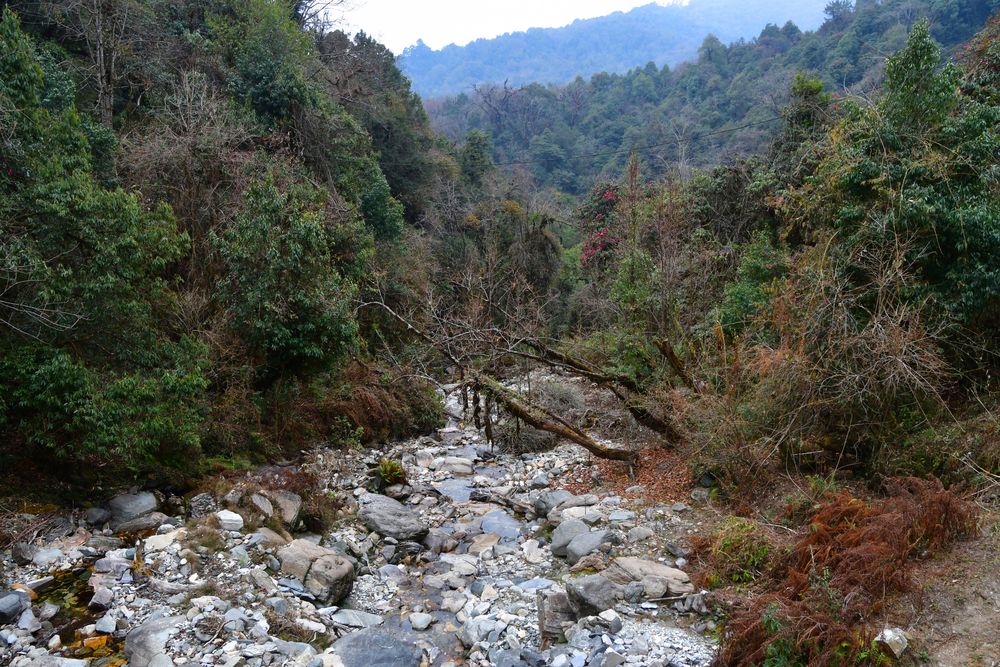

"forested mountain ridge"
[400,0,829,98]
[429,0,999,193]
[1,1,999,665]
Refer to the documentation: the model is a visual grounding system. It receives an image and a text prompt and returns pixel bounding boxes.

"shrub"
[714,478,977,666]
[710,517,774,584]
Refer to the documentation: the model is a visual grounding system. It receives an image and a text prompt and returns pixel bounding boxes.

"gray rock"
[529,473,550,489]
[627,526,654,543]
[18,608,41,632]
[357,494,428,541]
[124,615,186,666]
[408,612,434,630]
[12,542,36,565]
[537,588,576,643]
[268,490,303,526]
[32,547,64,567]
[116,511,170,533]
[149,655,175,667]
[565,530,615,565]
[304,553,355,603]
[216,509,244,531]
[88,586,113,611]
[534,490,573,516]
[109,491,158,526]
[551,519,589,557]
[248,493,274,517]
[85,507,112,526]
[95,614,117,634]
[566,574,624,617]
[329,609,384,628]
[20,658,90,667]
[328,627,423,666]
[278,539,355,604]
[876,628,908,659]
[602,557,694,597]
[187,492,217,518]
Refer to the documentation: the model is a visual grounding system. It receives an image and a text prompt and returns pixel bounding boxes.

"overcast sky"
[336,1,683,53]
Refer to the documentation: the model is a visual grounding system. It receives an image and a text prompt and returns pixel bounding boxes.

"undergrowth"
[714,477,977,666]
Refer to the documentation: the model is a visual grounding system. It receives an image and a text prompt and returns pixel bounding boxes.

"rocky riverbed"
[0,383,719,667]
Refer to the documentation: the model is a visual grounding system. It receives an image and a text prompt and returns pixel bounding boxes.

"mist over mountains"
[399,0,830,98]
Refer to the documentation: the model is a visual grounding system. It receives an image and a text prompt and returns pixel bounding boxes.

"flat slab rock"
[603,557,694,597]
[327,627,423,667]
[356,493,428,541]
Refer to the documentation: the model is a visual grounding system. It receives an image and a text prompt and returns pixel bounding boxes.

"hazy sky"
[336,1,684,53]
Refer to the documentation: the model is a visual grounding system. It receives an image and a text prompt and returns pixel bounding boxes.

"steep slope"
[400,0,829,98]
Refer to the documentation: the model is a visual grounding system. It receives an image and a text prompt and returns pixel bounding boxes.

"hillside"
[1,2,999,666]
[428,0,999,193]
[400,0,829,98]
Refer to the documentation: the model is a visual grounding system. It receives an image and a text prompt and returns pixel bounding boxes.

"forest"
[428,0,999,192]
[399,0,829,98]
[1,0,999,665]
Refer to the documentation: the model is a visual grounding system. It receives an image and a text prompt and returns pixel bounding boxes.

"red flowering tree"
[577,182,622,269]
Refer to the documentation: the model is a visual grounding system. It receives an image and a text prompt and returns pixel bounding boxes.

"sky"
[336,1,684,53]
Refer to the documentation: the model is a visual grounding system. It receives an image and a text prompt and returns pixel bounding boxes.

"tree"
[460,130,494,188]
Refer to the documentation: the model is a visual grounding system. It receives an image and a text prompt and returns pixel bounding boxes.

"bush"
[715,478,977,666]
[709,517,774,584]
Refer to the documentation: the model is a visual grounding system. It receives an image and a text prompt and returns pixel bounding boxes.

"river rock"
[12,543,36,566]
[268,490,303,526]
[248,493,274,517]
[534,490,574,516]
[603,557,694,597]
[330,608,384,628]
[328,627,423,666]
[565,530,616,565]
[215,509,244,531]
[566,574,624,617]
[408,612,435,630]
[116,511,170,533]
[304,553,355,603]
[124,615,185,666]
[279,539,354,604]
[551,519,589,557]
[85,507,112,526]
[357,494,428,541]
[109,491,158,526]
[537,587,576,643]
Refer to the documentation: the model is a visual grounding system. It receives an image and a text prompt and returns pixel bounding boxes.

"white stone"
[216,510,244,532]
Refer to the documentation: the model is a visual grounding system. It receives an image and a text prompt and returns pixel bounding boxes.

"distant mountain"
[399,1,830,98]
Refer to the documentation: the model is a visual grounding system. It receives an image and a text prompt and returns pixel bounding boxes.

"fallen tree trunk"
[473,375,637,463]
[515,343,682,443]
[653,339,699,393]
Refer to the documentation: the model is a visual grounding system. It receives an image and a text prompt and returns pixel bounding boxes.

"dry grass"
[715,477,978,666]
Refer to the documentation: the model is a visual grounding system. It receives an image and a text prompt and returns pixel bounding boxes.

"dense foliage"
[429,0,999,193]
[400,0,828,98]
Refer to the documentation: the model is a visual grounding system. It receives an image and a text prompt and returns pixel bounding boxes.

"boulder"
[124,615,186,666]
[215,509,244,532]
[328,627,423,667]
[550,519,589,557]
[116,511,170,534]
[357,494,427,541]
[566,574,624,617]
[537,587,576,644]
[248,493,274,517]
[12,542,36,566]
[603,557,694,597]
[278,539,355,604]
[109,492,158,527]
[304,554,355,603]
[534,489,574,516]
[85,507,112,526]
[565,530,617,565]
[268,490,303,526]
[329,609,384,628]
